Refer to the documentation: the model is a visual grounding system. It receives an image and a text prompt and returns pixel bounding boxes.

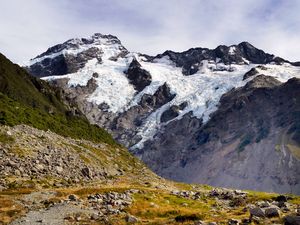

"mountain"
[1,52,300,224]
[25,33,300,194]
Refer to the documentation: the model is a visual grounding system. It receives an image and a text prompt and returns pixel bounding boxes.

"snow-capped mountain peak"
[25,34,300,150]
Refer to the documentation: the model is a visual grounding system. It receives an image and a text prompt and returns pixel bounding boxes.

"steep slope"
[0,53,115,145]
[25,33,300,193]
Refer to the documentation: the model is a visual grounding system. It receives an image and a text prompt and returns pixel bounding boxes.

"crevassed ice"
[131,57,300,149]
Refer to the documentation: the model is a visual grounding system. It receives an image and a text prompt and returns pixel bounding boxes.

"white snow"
[27,34,125,66]
[255,63,300,82]
[131,58,255,149]
[37,40,300,150]
[228,46,236,55]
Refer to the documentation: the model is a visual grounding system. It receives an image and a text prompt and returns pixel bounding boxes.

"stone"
[250,207,265,218]
[251,216,262,224]
[81,167,91,178]
[194,220,204,225]
[90,213,99,220]
[14,169,21,176]
[284,215,300,225]
[241,218,251,224]
[228,218,240,224]
[55,166,63,173]
[35,164,44,171]
[265,207,280,218]
[68,194,78,201]
[126,214,138,223]
[275,195,287,202]
[257,201,270,208]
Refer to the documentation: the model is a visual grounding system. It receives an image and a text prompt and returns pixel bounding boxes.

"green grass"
[0,53,118,146]
[0,131,15,144]
[0,93,117,145]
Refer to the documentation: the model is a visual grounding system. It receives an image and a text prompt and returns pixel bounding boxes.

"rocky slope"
[25,33,300,194]
[1,126,300,225]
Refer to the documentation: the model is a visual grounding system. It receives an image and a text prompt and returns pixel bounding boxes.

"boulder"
[250,207,265,217]
[126,214,138,223]
[265,207,280,218]
[284,215,300,225]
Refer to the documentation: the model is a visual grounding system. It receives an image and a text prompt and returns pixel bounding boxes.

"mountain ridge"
[24,33,300,194]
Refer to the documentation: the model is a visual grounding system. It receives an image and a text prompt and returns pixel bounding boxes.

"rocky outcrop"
[27,47,103,77]
[125,58,152,92]
[26,33,128,77]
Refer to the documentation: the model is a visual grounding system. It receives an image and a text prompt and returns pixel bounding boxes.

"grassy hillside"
[0,53,116,145]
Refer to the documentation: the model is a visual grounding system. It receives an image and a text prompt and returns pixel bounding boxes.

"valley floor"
[0,125,300,224]
[1,179,300,225]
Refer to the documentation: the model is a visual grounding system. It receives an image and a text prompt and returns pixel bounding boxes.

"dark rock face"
[26,33,128,77]
[243,68,259,80]
[28,47,103,77]
[137,76,300,194]
[153,42,288,75]
[161,102,187,123]
[125,58,152,92]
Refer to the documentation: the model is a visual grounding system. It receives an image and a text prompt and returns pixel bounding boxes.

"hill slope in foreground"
[0,53,300,224]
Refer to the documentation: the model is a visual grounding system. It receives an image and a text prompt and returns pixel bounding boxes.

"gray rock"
[284,215,300,225]
[228,218,240,224]
[55,166,63,173]
[81,167,91,178]
[126,214,138,223]
[265,207,280,218]
[68,194,78,201]
[250,207,265,218]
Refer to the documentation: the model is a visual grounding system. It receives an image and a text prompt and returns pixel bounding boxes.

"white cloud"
[0,0,299,63]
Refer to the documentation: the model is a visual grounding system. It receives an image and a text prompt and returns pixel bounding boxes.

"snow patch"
[228,46,236,55]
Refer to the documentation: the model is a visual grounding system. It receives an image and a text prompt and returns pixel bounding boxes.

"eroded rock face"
[137,76,300,194]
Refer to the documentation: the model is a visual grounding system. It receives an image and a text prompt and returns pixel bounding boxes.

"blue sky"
[1,0,300,63]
